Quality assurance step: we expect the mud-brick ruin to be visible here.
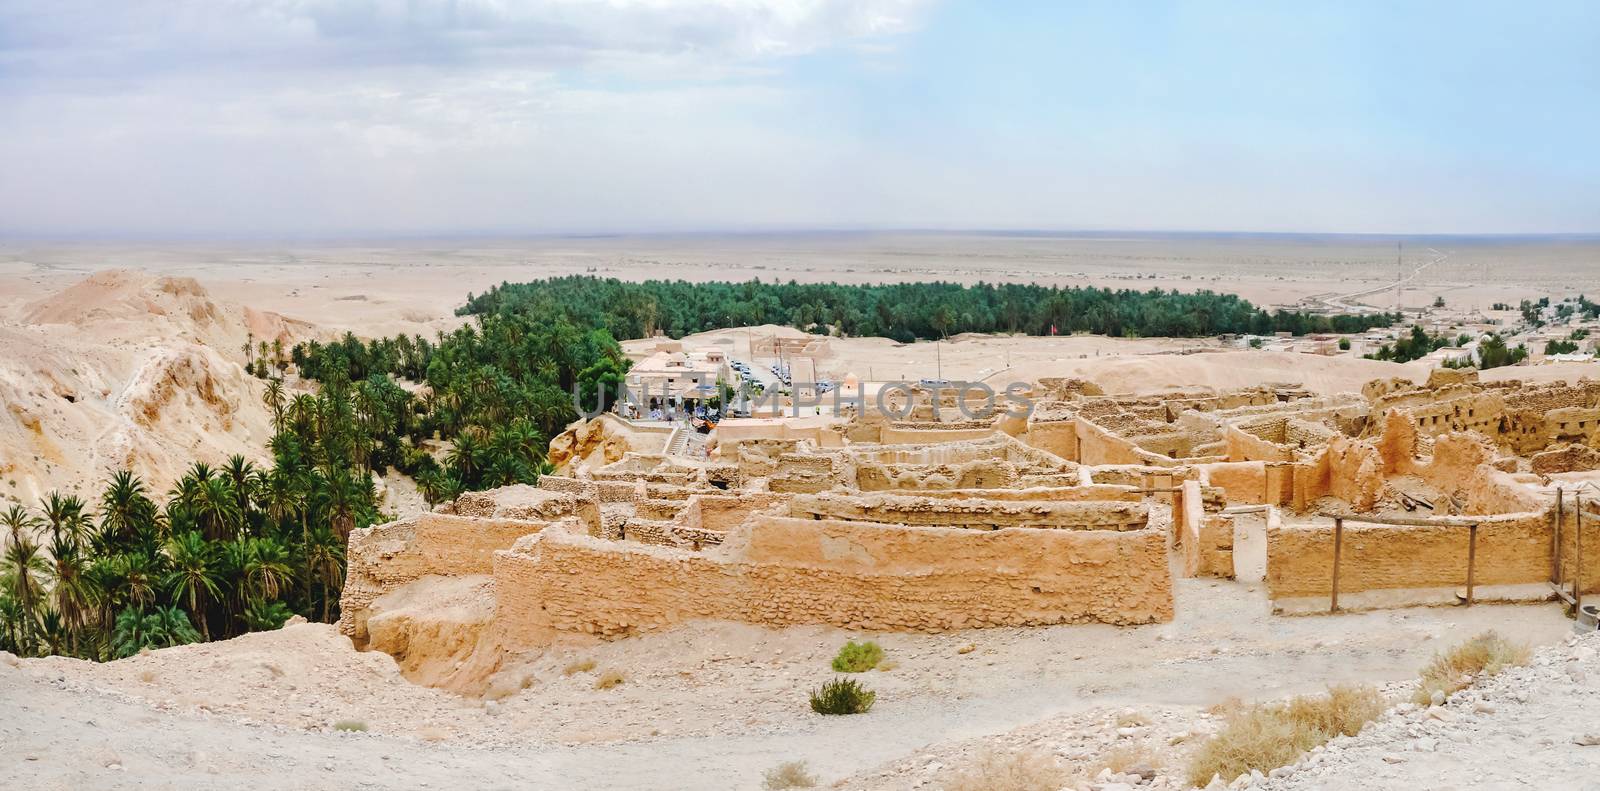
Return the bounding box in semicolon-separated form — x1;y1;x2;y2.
339;370;1600;691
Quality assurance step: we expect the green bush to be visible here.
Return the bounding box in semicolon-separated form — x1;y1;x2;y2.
830;640;883;673
809;677;876;715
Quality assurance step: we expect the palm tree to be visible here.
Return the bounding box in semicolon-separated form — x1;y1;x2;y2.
111;605;200;658
195;477;241;541
41;492;91;546
264;378;287;430
221;455;256;530
163;532;220;640
47;535;94;655
303;526;344;623
242;598;293;632
113;552;159;611
447;431;482;486
242;537;292;602
319;470;363;544
99;470;160;549
1;507;50;654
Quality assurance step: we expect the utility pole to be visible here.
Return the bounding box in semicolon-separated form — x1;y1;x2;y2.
936;337;943;381
1396;240;1404;314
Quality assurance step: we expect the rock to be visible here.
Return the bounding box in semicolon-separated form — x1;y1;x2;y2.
1412;738;1438;752
956;644;976;655
1382;754;1405;764
1574;733;1600;746
1472;702;1495;715
283;614;308;627
1430;690;1446;706
1125;764;1157;781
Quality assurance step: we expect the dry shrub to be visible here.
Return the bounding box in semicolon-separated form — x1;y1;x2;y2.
563;658;596;676
945;749;1069;791
1185;684;1382;787
1099;744;1157;776
876;659;900;672
333;719;368;732
137;668;158;684
1413;630;1532;706
761;760;819;790
594;669;626;690
1114;710;1148;728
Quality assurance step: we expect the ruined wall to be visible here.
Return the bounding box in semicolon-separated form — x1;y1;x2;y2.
340;513;549;642
880;426;998;445
1225;424;1294;463
912;485;1142;503
1202;461;1269;505
686;492;792;532
1532;444;1600;475
1022;419;1079;462
1190;515;1236;578
1075;417;1146;466
1322;435;1385;512
1264;512;1600;599
786;492;1149;531
855;460;1020;491
491;516;1173;646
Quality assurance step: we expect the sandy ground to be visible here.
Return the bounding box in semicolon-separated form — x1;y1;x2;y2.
1;576;1577;790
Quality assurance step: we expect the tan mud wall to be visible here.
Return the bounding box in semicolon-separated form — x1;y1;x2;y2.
1076;418;1144;466
855;460;1019;491
911;485;1142;503
685;492;792;532
492;517;1173;646
1202;461;1269;505
340;513;548;641
880;426;998;445
786;493;1149;531
1023;420;1080;462
1265;512;1600;598
1225;424;1294;463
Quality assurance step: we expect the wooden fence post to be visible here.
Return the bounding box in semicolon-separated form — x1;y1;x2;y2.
1331;516;1344;613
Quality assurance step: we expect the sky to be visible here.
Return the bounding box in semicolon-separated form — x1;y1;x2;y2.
1;0;1597;237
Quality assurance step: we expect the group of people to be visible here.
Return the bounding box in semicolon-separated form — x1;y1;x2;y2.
619;400;720;425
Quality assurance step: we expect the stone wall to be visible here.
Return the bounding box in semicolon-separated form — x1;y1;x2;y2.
491;516;1173;647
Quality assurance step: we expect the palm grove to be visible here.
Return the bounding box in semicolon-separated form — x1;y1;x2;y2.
2;276;1389;660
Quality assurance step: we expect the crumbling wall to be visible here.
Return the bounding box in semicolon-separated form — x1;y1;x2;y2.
1225;423;1294;463
855;460;1020;491
1075;418;1146;466
880;425;997;445
491;516;1173;647
1323;435;1385;512
1531;444;1600;475
786;492;1149;531
340;513;550;643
